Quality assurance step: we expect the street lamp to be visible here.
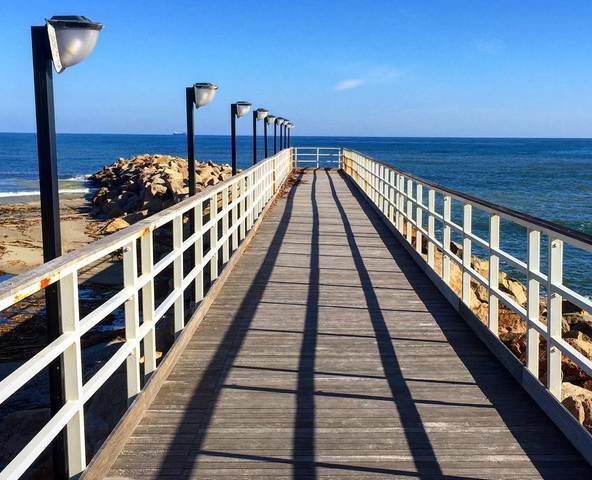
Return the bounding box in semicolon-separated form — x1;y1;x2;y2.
287;123;294;147
231;102;252;175
187;83;218;196
31;15;103;479
274;117;284;154
283;118;290;148
264;115;276;158
252;108;268;165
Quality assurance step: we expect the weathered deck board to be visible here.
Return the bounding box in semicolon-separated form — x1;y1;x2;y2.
105;170;592;479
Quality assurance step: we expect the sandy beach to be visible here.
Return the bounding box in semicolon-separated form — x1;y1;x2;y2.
0;197;105;276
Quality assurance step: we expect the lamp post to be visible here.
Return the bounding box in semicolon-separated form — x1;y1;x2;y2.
264;115;276;158
275;117;284;154
287;123;294;147
31;15;103;479
252;108;268;165
282;119;289;149
186;83;218;196
231;102;252;175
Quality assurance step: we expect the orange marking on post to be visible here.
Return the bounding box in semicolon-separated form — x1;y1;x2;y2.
40;277;51;289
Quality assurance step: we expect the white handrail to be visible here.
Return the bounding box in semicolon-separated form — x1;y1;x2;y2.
0;149;292;479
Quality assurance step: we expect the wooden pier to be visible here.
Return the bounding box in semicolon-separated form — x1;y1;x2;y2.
104;170;592;479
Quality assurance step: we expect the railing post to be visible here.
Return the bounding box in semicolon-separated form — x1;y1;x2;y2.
462;203;472;305
222;187;229;264
406;179;413;243
416;184;423;255
123;240;141;402
526;228;541;377
388;169;395;224
59;271;86;475
547;237;563;399
442;195;451;284
428;189;435;267
172;215;184;336
239;177;246;242
488;214;500;335
210;195;219;281
141;230;157;377
316;147;320;168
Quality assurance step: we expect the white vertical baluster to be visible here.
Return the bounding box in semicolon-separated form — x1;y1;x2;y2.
210;195;219;281
428;189;435;267
416;185;423;254
394;173;400;231
462;203;472;305
172;215;184;336
222;187;229;263
231;182;238;253
239;177;246;242
526;228;541;377
488;214;500;335
406;179;413;243
60;271;86;475
442;195;451;284
547;237;563;399
194;202;204;303
123;240;141;401
141;230;157;376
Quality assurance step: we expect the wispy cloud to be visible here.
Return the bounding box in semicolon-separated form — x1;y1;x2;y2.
334;67;408;91
335;79;365;91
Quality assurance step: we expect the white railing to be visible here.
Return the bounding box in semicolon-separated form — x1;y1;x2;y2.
343;149;592;402
293;147;342;168
0;149;292;479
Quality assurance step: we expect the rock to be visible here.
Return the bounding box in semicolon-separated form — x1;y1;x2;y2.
101;217;130;234
564;313;592;338
499;276;527;306
561;382;592;433
0;408;50;464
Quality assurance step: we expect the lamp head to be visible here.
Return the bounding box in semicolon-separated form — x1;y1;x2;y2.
235;101;252;118
255;108;268;121
283;119;289;126
46;16;103;74
288;123;294;129
193;83;218;108
265;115;277;125
276;117;285;125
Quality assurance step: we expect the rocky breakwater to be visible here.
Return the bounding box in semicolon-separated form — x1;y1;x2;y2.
405;225;592;434
89;154;234;233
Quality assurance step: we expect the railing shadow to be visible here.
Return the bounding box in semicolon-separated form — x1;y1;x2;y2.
324;170;446;479
337;170;592;479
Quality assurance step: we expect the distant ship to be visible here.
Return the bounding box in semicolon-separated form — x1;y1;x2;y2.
173;132;187;135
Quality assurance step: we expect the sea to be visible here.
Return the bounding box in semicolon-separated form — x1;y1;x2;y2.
0;133;591;297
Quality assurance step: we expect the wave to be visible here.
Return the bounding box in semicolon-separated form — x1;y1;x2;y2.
62;175;90;182
0;188;92;198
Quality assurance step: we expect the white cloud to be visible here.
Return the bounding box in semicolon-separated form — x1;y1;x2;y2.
335;67;409;91
335;79;365;91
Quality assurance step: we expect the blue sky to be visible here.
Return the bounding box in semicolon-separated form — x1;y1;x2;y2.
1;1;592;137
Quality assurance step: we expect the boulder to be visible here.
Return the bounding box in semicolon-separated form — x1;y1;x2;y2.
101;217;130;234
0;408;50;464
561;382;592;433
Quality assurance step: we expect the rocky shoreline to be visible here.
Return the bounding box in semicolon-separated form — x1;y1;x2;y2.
88;154;235;233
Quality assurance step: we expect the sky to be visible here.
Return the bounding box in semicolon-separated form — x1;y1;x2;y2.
1;1;592;138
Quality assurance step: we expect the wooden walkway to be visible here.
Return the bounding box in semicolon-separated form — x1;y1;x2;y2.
106;170;592;479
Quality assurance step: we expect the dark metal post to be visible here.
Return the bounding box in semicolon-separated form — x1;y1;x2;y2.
288;128;291;148
31;25;67;480
186;88;196;196
231;104;237;175
279;124;283;151
252;110;257;165
283;125;287;149
274;122;277;154
264;121;268;158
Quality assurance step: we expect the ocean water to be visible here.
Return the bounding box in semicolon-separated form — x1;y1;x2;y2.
0;133;591;296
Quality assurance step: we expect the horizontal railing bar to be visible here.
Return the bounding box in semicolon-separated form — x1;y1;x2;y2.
0;399;79;480
552;283;592;316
